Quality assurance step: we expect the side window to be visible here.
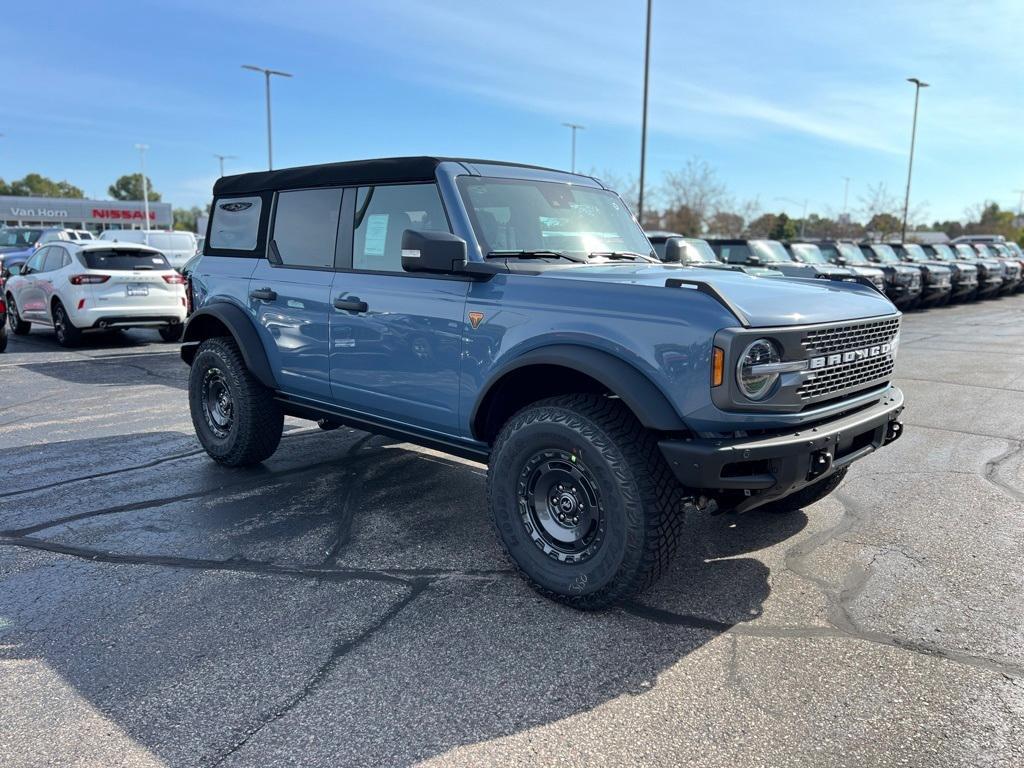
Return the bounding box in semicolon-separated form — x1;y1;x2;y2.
353;184;449;272
721;244;750;264
43;247;66;272
25;249;48;273
210;195;263;252
271;188;342;269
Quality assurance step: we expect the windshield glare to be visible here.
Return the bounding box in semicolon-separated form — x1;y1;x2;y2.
789;243;827;264
750;239;795;262
973;244;994;258
834;243;869;264
870;244;900;263
901;244;928;261
930;244;955;261
457;177;653;259
0;228;42;247
683;238;717;263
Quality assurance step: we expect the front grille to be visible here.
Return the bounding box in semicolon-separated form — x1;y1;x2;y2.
910;273;922;289
797;316;900;401
797;357;895;400
800;316;901;356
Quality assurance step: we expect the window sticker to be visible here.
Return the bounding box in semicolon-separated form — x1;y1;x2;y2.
364;213;389;257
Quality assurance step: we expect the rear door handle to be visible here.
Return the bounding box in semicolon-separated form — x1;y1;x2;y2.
250;288;277;301
334;297;368;313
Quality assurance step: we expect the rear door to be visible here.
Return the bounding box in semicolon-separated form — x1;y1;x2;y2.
248;187;342;399
18;248;51;321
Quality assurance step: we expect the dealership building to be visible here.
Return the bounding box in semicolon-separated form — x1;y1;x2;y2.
0;195;172;231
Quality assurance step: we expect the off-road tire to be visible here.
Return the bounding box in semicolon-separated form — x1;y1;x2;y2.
488;393;687;610
189;336;283;466
0;325;7;353
6;295;31;335
159;324;184;342
757;466;849;514
53;301;82;347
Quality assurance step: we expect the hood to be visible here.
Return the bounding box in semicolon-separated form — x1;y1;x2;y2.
537;263;897;327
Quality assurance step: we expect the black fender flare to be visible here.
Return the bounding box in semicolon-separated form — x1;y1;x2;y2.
180;303;278;390
471;344;687;439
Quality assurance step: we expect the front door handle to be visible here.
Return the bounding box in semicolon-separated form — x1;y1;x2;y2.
334;297;368;313
250;288;277;301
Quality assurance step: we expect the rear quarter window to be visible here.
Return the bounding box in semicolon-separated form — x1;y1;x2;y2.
210;196;263;252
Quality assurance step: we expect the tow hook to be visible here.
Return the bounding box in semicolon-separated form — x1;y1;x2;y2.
885;420;904;445
808;449;833;480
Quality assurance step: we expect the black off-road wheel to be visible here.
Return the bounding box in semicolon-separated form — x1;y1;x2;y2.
189;336;283;466
488;394;687;610
6;295;31;335
159;324;184;342
52;301;82;347
757;467;849;514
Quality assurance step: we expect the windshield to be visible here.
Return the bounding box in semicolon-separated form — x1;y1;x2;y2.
869;244;900;263
0;228;42;248
992;244;1012;257
833;242;869;264
682;238;717;263
750;239;795;263
973;244;994;258
929;244;955;261
901;243;928;262
954;244;975;260
457;177;653;260
788;243;828;264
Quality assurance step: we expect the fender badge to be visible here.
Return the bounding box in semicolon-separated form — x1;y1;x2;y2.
468;311;485;329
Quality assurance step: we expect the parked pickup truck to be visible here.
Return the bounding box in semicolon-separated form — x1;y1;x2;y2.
646;232;784;277
182;157;905;609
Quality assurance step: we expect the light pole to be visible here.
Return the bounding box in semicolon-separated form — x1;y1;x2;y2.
901;77;929;242
134;143;150;237
213;154;237;177
242;65;293;170
841;176;851;237
561;123;585;173
777;196;809;238
637;0;652;224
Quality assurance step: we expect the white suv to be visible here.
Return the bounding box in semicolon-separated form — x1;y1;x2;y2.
5;241;187;346
98;230;197;269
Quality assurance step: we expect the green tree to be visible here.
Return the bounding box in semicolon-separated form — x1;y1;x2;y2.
108;174;162;202
768;212;798;241
173;206;204;232
0;173;85;198
745;213;779;238
866;213;902;239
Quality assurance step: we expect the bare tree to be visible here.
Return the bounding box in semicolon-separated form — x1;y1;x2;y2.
662;158;728;234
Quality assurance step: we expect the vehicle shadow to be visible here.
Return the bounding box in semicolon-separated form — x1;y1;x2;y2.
0;427;809;765
2;328;168;352
13;348;186;391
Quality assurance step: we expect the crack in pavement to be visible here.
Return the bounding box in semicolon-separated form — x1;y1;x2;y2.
205;579;430;768
983;440;1024;502
0;425;333;504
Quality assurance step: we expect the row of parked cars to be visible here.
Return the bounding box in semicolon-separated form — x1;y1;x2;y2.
646;232;1024;310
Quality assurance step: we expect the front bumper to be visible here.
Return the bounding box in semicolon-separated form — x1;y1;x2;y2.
659;387;904;512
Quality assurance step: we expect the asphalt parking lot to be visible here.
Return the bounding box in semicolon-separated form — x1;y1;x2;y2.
1;300;1022;768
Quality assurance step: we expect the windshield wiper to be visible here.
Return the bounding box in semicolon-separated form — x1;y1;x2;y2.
587;251;657;262
486;249;587;263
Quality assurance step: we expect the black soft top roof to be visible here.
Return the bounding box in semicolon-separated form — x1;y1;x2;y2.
212;156;565;196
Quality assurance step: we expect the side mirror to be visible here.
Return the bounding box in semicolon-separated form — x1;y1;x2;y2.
9;264;22;276
401;229;467;274
663;238;685;263
747;254;761;265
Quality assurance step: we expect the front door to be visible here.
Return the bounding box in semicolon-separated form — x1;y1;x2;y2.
248;187;343;400
328;184;468;435
16;248;50;321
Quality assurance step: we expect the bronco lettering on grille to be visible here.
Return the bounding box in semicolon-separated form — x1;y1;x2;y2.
808;339;897;370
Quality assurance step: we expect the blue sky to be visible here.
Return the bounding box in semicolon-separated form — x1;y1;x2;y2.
2;0;1021;222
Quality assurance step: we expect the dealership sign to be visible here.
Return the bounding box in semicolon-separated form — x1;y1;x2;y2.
0;195;172;226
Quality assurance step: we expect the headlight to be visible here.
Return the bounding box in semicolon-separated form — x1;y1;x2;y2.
736;338;781;400
896;271;912;285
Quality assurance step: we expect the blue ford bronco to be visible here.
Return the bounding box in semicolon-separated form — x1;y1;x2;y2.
182;157;905;609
